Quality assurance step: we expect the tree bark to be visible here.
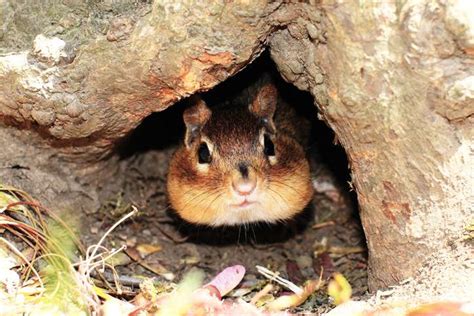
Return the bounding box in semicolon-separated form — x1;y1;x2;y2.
1;0;472;297
0;0;275;158
270;0;473;294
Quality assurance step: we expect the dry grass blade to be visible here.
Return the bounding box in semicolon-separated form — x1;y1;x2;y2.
82;206;138;279
0;184;93;313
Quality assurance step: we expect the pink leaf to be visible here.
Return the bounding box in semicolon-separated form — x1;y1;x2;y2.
204;265;246;297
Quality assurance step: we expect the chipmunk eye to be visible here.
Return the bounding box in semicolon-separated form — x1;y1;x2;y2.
263;133;275;157
198;142;212;164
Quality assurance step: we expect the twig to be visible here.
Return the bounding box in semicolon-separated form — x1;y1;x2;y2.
312;220;336;229
256;265;303;295
250;283;273;305
90;270;145;287
328;246;366;255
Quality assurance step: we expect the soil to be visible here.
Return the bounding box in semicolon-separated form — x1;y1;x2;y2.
80;148;367;312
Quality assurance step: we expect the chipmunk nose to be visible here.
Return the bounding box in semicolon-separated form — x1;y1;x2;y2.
232;163;257;196
232;178;256;196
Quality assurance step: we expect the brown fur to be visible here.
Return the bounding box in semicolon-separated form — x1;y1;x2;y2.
167;85;313;226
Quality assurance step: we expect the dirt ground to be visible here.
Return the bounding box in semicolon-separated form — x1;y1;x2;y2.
78;59;369;312
80;150;367;312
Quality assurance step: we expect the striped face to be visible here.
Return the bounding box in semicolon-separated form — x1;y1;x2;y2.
167;86;313;226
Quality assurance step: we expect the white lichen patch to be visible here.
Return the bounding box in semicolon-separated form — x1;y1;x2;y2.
32;34;67;65
0;52;29;75
0;43;63;101
447;76;474;102
445;0;474;50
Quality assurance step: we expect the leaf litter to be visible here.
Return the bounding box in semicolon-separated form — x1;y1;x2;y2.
1;184;472;315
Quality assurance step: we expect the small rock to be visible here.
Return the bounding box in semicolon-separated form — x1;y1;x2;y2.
445;0;474;52
90;225;99;234
106;252;131;266
447;76;474;102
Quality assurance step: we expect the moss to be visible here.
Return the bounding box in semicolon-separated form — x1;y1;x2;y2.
0;0;152;54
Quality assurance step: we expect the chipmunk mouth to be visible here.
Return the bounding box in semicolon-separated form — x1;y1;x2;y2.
237;200;254;207
230;199;258;209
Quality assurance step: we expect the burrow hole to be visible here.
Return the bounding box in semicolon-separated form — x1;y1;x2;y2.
87;53;368;302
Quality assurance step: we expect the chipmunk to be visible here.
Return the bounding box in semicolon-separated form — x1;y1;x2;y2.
167;84;313;226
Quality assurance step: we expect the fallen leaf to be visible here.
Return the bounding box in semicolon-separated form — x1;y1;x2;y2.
229;287;253;297
105;252;131;266
286;260;304;284
146;261;175;281
313;252;335;280
254;294;275;307
312;221;336;229
265;279;322;311
136;244;162;257
328;273;351;305
204;265;246;297
124;247;141;262
180;256;200;265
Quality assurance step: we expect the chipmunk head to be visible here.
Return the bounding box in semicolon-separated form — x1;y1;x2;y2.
167;85;313;226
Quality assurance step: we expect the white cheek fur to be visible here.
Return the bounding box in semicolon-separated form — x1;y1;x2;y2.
196;163;209;173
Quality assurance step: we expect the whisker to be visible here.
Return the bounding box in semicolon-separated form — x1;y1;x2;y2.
266;189;284;219
269;178;302;196
250;223;257;243
244;222;249;242
237;225;242;244
199;190;223;224
268;187;291;213
180;187;221;211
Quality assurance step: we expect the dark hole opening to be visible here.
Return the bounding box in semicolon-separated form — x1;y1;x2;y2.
116;52;360;237
109;52;367;297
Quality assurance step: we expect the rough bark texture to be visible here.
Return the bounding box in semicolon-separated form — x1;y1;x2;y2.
0;0;472;297
0;0;277;157
269;0;473;295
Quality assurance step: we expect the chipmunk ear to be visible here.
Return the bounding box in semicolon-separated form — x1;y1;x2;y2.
183;95;211;148
250;84;277;134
